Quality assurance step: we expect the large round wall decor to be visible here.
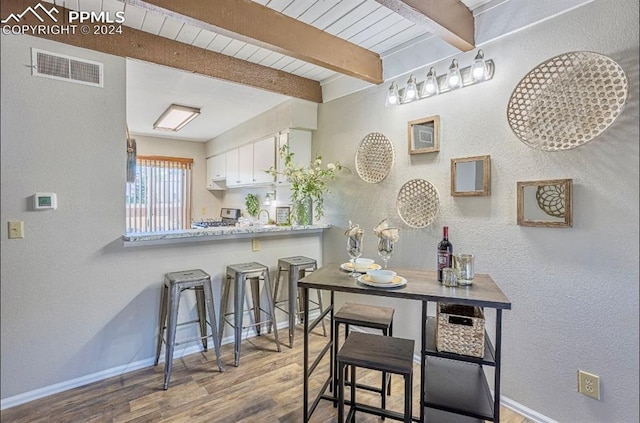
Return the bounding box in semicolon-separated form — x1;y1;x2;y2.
355;132;395;183
396;179;440;228
507;51;628;151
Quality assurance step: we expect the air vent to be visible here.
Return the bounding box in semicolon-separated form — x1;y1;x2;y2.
31;48;103;87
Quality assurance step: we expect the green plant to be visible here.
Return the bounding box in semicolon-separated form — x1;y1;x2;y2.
266;145;347;223
245;193;259;218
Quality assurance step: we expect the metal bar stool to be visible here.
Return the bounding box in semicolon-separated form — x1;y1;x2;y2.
337;332;414;423
154;269;224;390
333;303;395;407
219;262;281;366
273;256;326;348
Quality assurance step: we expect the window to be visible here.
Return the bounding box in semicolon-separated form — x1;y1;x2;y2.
126;156;193;233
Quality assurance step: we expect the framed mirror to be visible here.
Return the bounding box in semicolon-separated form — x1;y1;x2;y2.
451;155;491;197
517;179;573;227
408;115;439;154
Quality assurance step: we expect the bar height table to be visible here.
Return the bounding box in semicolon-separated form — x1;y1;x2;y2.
299;264;511;423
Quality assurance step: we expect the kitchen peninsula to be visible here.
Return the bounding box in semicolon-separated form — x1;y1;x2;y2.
123;224;330;247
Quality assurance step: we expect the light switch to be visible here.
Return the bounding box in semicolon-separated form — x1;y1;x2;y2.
8;221;24;239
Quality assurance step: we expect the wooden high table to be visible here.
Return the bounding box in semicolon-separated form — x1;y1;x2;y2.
299;264;511;423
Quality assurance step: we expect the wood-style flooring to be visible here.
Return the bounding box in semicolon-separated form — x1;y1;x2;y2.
1;327;533;422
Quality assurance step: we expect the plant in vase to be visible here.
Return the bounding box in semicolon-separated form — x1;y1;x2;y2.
267;145;347;225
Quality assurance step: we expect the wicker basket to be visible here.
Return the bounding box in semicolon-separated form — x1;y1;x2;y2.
436;303;485;358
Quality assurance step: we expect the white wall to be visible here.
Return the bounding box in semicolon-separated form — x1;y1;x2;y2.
0;34;323;408
315;1;639;422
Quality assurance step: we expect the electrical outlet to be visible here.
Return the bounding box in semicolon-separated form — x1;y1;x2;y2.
251;238;260;252
578;370;600;400
8;221;24;239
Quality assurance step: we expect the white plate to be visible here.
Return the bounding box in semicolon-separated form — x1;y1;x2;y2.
357;274;407;288
340;262;381;272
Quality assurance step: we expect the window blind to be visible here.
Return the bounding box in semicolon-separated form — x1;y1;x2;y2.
125;156;193;233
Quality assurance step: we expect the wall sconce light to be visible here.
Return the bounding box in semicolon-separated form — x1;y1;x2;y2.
446;59;463;90
385;82;400;107
421;67;439;98
402;75;419;103
386;49;495;106
471;49;489;81
264;191;276;206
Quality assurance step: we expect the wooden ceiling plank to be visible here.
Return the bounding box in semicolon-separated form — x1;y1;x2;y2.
374;0;475;51
131;0;383;84
2;0;322;103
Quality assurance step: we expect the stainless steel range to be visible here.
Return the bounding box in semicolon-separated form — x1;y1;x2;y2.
192;208;241;228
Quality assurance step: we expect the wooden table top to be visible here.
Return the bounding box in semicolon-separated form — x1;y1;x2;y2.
299;263;511;310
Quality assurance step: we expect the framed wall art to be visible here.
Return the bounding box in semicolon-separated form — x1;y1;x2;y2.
517;179;573;228
408;115;440;154
275;206;291;225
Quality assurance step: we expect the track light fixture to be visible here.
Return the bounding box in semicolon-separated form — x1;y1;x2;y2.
385;49;495;106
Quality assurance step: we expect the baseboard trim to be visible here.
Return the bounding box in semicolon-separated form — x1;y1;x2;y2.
0;322;286;411
2;321;556;423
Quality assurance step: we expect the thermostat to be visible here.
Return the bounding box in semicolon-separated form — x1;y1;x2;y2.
33;193;57;210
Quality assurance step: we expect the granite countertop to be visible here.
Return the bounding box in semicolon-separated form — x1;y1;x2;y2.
122;224;330;247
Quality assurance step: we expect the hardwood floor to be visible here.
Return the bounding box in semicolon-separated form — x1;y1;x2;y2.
2;327;533;422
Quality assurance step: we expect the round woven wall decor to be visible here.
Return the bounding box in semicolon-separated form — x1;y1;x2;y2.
507;51;628;151
355;132;395;183
536;184;566;218
396;179;440;228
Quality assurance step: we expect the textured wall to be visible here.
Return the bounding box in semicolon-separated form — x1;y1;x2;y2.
0;34;323;405
314;1;639;422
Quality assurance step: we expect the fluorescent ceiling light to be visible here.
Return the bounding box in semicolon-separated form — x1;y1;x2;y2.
153;104;201;131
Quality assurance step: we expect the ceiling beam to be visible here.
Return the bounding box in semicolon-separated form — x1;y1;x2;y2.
375;0;475;51
1;0;323;103
131;0;383;85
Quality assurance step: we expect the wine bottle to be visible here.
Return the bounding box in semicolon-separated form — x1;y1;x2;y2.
437;226;453;282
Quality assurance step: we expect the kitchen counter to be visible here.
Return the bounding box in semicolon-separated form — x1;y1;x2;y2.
122;224;330;247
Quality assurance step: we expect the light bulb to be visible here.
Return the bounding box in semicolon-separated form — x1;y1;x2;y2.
421;67;439;97
471;49;488;81
446;59;462;90
385;82;400;106
402;75;418;103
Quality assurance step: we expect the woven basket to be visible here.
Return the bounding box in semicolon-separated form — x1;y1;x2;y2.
436;304;485;358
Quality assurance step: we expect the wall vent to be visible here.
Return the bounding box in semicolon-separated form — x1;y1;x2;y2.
31;48;103;88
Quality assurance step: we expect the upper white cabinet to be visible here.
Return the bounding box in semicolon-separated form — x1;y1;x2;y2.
253;136;276;184
276;129;312;185
226;136;276;188
209;154;226;180
206;154;227;190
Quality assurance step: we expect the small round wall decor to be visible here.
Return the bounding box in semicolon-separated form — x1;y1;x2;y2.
507;51;628;151
396;179;440;228
355;132;395;183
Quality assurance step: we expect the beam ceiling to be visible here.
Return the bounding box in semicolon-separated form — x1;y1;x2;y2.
1;0;322;103
131;0;384;85
375;0;475;51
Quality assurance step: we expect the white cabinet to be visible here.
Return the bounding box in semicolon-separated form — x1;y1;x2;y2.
253;136;276;184
225;148;241;187
206;154;227;190
276;129;312;185
208;154;226;180
226;136;276;188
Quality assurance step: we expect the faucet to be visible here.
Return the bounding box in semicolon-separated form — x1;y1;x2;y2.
258;209;271;224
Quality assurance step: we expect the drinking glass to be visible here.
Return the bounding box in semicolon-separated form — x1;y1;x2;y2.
377;238;394;269
346;235;363;277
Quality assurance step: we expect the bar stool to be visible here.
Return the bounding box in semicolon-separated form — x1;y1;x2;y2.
154;269;223;390
333;303;395;404
219;262;281;366
337;332;414;423
273;256;326;347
